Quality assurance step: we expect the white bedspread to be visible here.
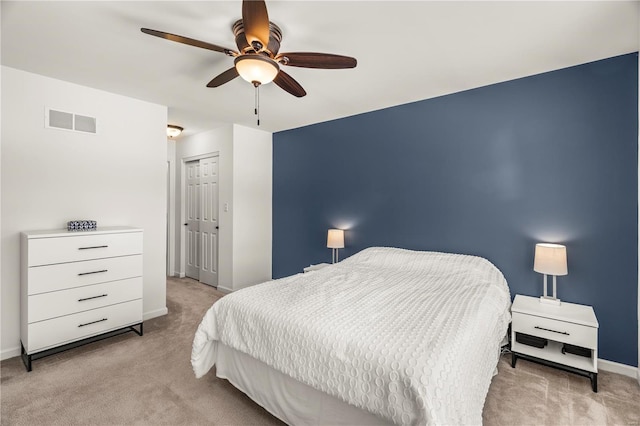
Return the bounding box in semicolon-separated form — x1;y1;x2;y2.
192;247;511;425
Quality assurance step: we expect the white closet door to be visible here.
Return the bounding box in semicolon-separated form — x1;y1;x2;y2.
185;160;201;280
199;156;219;287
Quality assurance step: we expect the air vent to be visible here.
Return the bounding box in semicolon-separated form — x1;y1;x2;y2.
48;109;73;130
74;114;97;133
45;108;97;134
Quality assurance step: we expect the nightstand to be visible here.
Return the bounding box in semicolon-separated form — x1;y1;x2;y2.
511;294;599;392
303;263;330;273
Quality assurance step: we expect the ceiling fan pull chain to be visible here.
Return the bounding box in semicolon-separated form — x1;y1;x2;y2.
254;83;260;126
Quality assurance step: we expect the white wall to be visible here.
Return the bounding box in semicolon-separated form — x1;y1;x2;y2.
232;124;272;289
1;67;168;359
172;124;272;292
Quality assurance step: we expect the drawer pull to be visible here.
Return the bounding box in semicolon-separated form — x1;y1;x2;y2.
78;318;108;327
78;269;108;276
78;245;108;250
534;326;569;336
78;294;108;302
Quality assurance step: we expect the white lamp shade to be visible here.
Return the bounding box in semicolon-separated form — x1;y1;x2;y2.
234;55;279;85
327;229;344;249
534;243;568;276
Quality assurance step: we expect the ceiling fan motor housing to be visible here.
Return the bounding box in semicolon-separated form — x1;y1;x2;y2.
232;19;282;56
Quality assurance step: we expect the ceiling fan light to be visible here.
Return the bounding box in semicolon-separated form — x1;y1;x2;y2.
234;55;279;85
167;125;183;138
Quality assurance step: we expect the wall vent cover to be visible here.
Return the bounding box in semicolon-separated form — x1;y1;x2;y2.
46;108;97;134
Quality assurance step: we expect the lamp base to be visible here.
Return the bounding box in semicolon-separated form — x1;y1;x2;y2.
540;296;561;306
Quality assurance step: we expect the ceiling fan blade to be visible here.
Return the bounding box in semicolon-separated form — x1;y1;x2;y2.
206;67;240;87
277;52;357;69
273;71;306;98
141;28;236;56
242;0;270;51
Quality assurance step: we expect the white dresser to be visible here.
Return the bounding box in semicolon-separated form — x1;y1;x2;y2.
21;226;143;371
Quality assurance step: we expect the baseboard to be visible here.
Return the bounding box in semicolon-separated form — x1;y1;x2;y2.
217;285;233;294
1;346;21;361
598;358;638;378
143;307;169;321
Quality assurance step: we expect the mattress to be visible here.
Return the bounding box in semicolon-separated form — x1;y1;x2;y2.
192;247;511;425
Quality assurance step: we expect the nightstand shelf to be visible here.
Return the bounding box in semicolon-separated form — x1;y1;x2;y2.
510;294;599;392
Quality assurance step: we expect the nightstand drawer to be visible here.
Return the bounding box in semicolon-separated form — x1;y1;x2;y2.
512;312;597;348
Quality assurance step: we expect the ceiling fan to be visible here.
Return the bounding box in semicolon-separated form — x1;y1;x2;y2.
141;0;357;111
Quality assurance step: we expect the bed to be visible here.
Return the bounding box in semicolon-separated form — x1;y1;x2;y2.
191;247;511;425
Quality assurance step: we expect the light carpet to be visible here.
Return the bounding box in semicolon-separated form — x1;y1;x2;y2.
1;277;638;425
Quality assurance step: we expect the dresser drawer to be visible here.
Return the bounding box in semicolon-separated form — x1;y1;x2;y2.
512;312;597;348
27;232;142;266
27;299;142;353
27;255;142;295
28;277;142;323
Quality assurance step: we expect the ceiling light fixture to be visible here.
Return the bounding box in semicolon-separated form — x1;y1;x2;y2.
167;125;183;138
234;55;279;126
234;55;279;86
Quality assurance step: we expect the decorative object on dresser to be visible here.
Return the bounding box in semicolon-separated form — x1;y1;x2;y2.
67;220;97;231
510;294;599;392
20;226;144;371
326;229;344;264
534;243;568;305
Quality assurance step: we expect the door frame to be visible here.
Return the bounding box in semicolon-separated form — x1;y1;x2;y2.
179;151;220;278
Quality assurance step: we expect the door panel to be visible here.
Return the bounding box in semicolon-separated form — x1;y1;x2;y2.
199;157;219;287
184;156;219;287
185;160;200;279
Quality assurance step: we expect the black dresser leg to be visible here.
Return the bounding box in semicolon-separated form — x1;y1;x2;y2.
20;343;32;372
590;372;598;393
511;352;518;368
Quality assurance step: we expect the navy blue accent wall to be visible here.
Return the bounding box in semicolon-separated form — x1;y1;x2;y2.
273;54;638;366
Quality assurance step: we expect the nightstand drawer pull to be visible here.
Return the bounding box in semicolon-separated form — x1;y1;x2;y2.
78;245;109;250
535;326;569;336
78;294;108;302
78;318;107;327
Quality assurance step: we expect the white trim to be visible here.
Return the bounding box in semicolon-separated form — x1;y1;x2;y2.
143;307;168;321
1;346;21;361
179;151;220;280
598;358;638;379
217;285;233;294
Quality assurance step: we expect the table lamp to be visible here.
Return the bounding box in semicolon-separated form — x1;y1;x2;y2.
534;243;568;305
327;229;344;264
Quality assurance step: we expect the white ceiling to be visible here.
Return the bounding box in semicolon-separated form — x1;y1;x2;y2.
2;1;638;136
